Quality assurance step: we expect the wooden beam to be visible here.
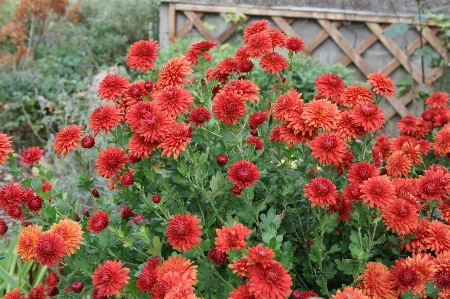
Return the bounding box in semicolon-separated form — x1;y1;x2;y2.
176;12;204;39
380;35;427;74
319;19;373;75
384;93;412;119
339;32;378;66
168;3;176;44
217;22;236;44
420;26;447;58
183;11;221;46
305;21;342;56
173;4;441;25
366;22;423;84
271;16;298;37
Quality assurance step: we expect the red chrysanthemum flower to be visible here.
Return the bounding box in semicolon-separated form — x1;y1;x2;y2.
157;255;198;285
237;58;254;73
155;86;193;117
373;133;391;159
417;168;450;203
402;218;430;253
367;72;396;98
343;182;363;202
91;288;107;299
245;31;273;58
357;262;396;299
2;289;25;299
228;283;254;299
222;79;260;103
27;284;47;299
426;91;449;109
260;52;288;74
34;232;67;267
246;136;264;151
304;177;337;208
208;247;229;265
212;90;247;125
309;132;347;165
292;290;319;299
243;19;270;42
401;141;422;166
185;40;216;65
53;125;83;156
337;109;365;140
126;40;160;73
136;109;174;143
50;218;83;256
314;73;345;103
98;74;131;101
327;194;353;221
331;286;368;299
125;101;157;131
347;162;380;184
229;257;252;277
390;259;422;294
127;133;159;159
20;147;43;165
382;198;418;235
247;260;292;299
88;105;120;136
302;99;341;130
350;103;385;132
341;85;375;108
227;160;261;189
0;182;21;210
92;259;130;297
0;133;14;165
386;151;412;178
360;175;395;208
267;28;287;48
248;110;269;129
156;56;192;90
95;146;128;178
426;220;450;253
159;123;192;159
120;206;136;220
137;257;160;292
188;106;212;127
25;195;44;213
432;252;450;291
16;225;43;262
398;115;430;140
434;125;450;157
286;36;305;53
273;88;302;122
45;272;59;287
87;210;109;233
247;244;275;264
215;222;252;252
166;212;202;252
278;124;317;146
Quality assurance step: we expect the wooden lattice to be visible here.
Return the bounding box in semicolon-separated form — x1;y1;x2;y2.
166;3;447;121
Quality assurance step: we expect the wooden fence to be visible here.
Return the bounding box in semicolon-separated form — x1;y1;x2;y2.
163;3;447;124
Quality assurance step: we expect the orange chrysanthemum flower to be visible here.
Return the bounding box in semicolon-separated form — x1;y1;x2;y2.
273;88;302;122
155;86;193;117
151;271;193;299
188;106;212;127
304;177;338;208
247;260;292;299
164;285;199;299
286;36;305;53
426;91;449;109
227;160;261;189
302;99;341;130
243;19;270;42
386;151;412;178
157;255;198;285
245;31;272;58
229;257;251;277
247;244;275;264
95;146;128;178
88;105;120;136
229;283;253;299
126;40;160;73
87;210;109;233
0;133;14;165
382;198;418;235
212;91;247;124
341;85;375;108
434;125;450;157
310;132;347;165
347;162;380;184
50;218;83;256
331;286;368;299
286;102;318;138
2;289;25;299
16;225;43;262
439;199;450;224
432;252;450;292
337;110;365;140
314;73;345;104
260;52;288;74
367;72;396;98
34;232;67;267
215;222;252;252
358;262;396;299
406;253;437;295
98;74;131;101
53;124;84;156
360;175;395;208
128;133;159;159
166;212;202;252
350;103;385;132
402;218;430;253
185;40;216;65
20;147;43;165
222;79;260;103
92;259;130;297
401;141;422;166
426;220;450;253
156;56;192;90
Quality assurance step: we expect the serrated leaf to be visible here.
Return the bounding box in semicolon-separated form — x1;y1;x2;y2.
147;236;162;256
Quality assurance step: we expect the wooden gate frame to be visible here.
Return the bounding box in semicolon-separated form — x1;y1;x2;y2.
167;3;447;120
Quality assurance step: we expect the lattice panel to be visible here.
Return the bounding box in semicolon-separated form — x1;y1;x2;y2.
166;3;447;121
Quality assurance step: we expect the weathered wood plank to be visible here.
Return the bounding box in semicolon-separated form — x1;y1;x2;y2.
217;22;237;44
168;3;177;44
305;21;341;56
421;26;447;58
183;11;221;46
176;12;204;39
380;35;427;74
272;16;298;37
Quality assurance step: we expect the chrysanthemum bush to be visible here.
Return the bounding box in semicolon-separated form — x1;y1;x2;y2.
2;19;450;298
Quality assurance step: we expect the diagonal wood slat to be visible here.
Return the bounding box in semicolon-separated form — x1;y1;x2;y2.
183;11;221;46
305;21;342;56
176;12;204;38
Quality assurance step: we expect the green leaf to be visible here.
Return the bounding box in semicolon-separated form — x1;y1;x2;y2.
122;237;135;248
401;290;421;299
425;281;439;298
0;266;16;288
147;236;162;256
383;23;409;38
